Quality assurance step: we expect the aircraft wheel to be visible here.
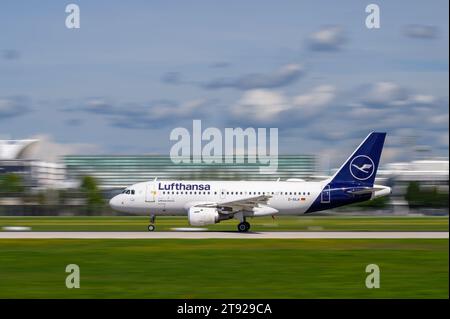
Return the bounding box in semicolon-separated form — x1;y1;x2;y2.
237;222;249;232
148;225;155;232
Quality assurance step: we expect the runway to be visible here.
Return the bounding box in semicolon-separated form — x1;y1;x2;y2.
0;231;448;239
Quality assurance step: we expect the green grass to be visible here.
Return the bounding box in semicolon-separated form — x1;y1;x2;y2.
0;215;448;232
0;239;447;298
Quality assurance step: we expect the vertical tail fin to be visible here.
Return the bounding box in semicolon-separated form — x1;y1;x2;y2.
330;132;386;186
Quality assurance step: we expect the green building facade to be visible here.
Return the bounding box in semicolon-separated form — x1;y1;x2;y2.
64;155;317;189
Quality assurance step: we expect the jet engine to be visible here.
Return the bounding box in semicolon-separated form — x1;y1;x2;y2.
188;207;220;226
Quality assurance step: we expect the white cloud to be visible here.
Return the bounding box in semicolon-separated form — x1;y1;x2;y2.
364;82;409;106
204;64;305;90
149;99;208;119
308;26;346;51
428;114;449;126
409;94;436;104
404;25;438;39
292;85;335;116
232;89;289;121
232;85;336;122
348;106;387;120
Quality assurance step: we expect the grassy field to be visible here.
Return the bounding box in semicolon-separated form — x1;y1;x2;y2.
0;215;448;232
0;239;447;298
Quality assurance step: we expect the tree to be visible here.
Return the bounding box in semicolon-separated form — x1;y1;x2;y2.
80;176;104;214
356;195;389;209
0;173;25;194
405;181;449;209
347;194;389;210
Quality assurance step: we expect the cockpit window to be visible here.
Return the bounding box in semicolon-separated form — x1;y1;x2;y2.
121;189;135;195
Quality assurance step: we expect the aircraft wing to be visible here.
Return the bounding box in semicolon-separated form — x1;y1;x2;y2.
192;195;272;213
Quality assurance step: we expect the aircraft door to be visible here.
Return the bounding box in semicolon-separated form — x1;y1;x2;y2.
321;185;330;203
145;182;157;202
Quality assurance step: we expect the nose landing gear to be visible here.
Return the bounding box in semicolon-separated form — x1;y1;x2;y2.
148;214;156;231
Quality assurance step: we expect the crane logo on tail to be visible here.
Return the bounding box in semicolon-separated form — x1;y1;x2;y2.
350;155;375;181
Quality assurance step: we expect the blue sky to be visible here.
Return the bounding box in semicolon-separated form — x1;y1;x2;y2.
0;0;448;167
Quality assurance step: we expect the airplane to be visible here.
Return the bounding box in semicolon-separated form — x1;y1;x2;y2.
109;132;391;232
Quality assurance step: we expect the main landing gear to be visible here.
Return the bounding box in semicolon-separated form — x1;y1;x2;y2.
237;221;251;232
148;214;156;231
235;212;251;232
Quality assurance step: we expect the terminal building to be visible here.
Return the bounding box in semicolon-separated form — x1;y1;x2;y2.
1;139;318;190
1;138;448;195
0;139;67;189
64;155;318;189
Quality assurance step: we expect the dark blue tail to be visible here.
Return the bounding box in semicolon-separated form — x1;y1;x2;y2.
330;132;386;187
305;132;387;214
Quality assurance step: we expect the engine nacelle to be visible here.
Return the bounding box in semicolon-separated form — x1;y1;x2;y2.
188;207;220;226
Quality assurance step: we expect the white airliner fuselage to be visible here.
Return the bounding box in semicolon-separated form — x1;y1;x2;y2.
111;180;324;216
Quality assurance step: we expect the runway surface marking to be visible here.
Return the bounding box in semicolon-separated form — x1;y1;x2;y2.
0;231;448;239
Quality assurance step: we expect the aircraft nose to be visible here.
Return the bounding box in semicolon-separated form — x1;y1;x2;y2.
109;195;120;210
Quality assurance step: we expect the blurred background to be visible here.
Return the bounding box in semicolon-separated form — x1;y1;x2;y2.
0;138;447;215
1;1;448;216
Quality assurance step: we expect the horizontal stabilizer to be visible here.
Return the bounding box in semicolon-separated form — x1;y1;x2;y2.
347;185;392;199
346;187;384;195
